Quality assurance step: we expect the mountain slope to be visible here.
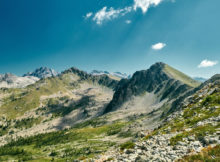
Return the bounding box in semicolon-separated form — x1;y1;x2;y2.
163;64;200;87
96;74;220;161
0;67;121;149
0;72;217;161
0;63;211;161
0;67;118;118
104;62;200;114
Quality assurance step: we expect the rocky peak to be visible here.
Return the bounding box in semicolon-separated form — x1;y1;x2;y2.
23;67;58;79
63;67;89;79
103;62;195;113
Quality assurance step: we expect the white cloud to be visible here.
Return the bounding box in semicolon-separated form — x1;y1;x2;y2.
85;12;93;19
151;42;166;50
125;20;132;24
87;0;167;25
92;6;132;25
198;60;218;68
134;0;163;13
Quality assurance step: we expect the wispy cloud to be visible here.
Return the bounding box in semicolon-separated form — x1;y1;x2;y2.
134;0;163;13
92;7;132;25
198;59;218;68
84;12;93;19
151;42;166;50
85;0;167;25
125;20;132;24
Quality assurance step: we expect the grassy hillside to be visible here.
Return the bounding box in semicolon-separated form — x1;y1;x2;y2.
0;117;134;161
164;64;200;87
0;73;79;119
0;69;118;119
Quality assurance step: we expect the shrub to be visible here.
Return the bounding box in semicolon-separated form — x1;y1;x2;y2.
120;141;135;150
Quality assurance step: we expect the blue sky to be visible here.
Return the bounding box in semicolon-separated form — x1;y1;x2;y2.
0;0;219;78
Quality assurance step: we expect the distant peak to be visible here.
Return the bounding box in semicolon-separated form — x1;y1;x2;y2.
23;67;58;79
91;70;129;79
62;67;89;77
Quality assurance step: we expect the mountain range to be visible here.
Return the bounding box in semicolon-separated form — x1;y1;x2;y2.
0;73;39;88
23;67;58;79
0;67;58;88
91;70;130;80
0;62;219;161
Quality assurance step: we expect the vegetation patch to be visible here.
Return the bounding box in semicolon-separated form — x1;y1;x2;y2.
0;120;127;160
120;141;135;150
14;117;42;129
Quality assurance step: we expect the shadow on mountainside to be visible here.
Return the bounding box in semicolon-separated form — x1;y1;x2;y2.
53;95;107;130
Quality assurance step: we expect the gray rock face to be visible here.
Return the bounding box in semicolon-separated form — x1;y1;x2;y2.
23;67;58;79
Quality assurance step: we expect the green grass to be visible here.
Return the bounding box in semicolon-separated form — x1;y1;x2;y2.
164;64;200;87
120;141;135;150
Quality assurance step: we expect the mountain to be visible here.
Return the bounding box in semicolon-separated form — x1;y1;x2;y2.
1;62;219;162
99;74;220;161
91;70;129;80
0;67;58;89
0;67;119;141
104;62;200;114
193;77;207;82
0;73;39;88
64;67;119;89
23;67;58;79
